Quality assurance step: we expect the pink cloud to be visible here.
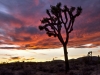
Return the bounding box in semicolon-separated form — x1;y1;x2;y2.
34;0;39;6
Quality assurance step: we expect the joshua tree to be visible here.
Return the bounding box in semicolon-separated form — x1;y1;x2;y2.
88;51;92;61
88;51;92;57
39;2;82;72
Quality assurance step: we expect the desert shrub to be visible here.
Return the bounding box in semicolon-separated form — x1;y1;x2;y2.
82;71;91;75
70;64;79;70
68;70;78;75
80;66;95;75
83;66;94;71
42;67;49;72
82;57;90;65
58;67;65;72
0;71;14;75
22;68;32;75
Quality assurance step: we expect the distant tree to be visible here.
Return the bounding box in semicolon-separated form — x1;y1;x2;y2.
39;2;82;72
88;51;92;61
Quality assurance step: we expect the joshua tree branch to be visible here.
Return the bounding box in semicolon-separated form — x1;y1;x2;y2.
57;31;64;44
64;11;68;24
59;12;64;24
65;32;69;44
67;19;72;30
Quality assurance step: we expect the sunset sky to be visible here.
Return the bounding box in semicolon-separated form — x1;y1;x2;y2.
0;0;100;63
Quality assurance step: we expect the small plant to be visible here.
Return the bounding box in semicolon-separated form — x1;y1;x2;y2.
98;55;100;64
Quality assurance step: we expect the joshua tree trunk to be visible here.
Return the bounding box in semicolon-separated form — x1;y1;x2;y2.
63;44;69;72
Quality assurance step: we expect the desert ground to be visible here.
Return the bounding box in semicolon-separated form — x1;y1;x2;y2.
0;56;100;75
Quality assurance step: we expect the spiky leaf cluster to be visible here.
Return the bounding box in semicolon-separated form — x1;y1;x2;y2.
39;2;82;40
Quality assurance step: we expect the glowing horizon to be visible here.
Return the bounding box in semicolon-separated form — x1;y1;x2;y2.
0;46;100;63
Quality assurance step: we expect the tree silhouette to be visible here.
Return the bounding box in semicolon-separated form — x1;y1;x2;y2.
39;2;82;72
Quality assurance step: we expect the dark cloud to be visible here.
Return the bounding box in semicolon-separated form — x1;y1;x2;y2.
24;26;41;34
25;58;35;60
8;56;21;61
8;56;35;62
15;26;43;34
11;36;32;42
0;47;20;49
0;11;24;27
10;26;44;42
10;57;20;60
